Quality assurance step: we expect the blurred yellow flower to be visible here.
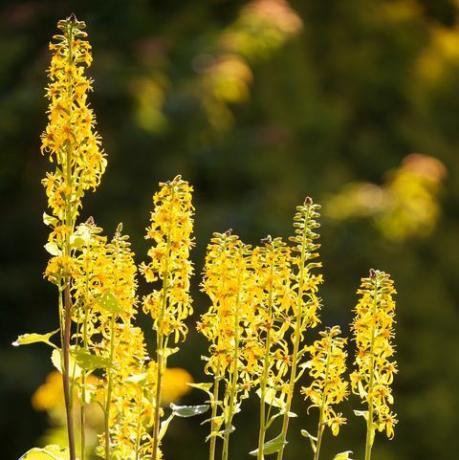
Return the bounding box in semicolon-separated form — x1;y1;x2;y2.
161;368;193;404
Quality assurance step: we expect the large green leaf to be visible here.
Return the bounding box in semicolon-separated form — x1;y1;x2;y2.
249;433;287;456
19;444;68;460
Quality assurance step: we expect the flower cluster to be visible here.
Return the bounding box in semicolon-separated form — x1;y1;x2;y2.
141;176;194;342
350;269;398;440
41;16;106;259
252;236;292;402
302;326;349;439
198;231;258;434
289;197;323;330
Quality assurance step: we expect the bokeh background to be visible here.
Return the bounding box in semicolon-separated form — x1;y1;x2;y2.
1;0;458;458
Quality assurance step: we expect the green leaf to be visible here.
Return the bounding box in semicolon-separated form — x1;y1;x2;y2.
44;242;61;256
170;403;210;418
353;409;369;421
125;373;148;384
249;433;287;456
72;349;111;370
19;444;69;460
256;387;286;409
96;291;123;314
12;329;59;348
301;429;317;453
42;213;58;228
333;451;354;460
51;349;82;379
188;382;214;397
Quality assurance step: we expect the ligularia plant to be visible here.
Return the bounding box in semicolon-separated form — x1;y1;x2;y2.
14;15;398;460
351;269;398;460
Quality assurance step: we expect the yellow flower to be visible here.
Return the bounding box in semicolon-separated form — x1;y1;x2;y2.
161;368;193;404
41;16;106;235
141;176;194;342
350;269;398;440
301;326;349;438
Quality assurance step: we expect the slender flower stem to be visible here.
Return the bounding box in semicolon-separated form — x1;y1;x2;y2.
221;268;243;460
313;339;332;460
60;19;77;460
104;314;116;460
258;258;275;460
364;281;379;460
152;187;175;460
277;209;311;460
209;378;221;460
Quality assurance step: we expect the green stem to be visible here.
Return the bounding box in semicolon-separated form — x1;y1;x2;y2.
277;208;311;460
221;266;243;460
80;259;90;460
313;339;332;460
60;19;77;460
152;185;175;460
104;315;116;460
209;378;221;460
364;281;379;460
258;256;275;460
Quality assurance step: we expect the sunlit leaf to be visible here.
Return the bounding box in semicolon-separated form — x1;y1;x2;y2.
72;348;111;370
249;433;287;456
170;403;209;418
12;329;59;348
301;429;317;453
42;213;58;227
19;444;68;459
333;451;354;460
96;291;123;314
44;242;61;256
188;382;214;397
51;348;82;378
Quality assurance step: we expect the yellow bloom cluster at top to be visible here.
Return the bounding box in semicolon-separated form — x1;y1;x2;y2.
141;176;195;343
41;16;106;230
351;269;398;441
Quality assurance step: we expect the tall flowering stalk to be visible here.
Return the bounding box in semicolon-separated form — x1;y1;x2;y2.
41;15;106;459
141;176;194;460
350;269;398;460
197;231;258;460
71;222;140;459
276;198;323;460
251;237;292;460
301;326;348;460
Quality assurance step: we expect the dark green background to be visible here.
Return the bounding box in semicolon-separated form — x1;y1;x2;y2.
1;1;458;459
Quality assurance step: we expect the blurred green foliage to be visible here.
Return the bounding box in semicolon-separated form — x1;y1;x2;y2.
1;1;458;459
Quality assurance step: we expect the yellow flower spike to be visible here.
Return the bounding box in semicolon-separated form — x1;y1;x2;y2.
350;269;398;460
301;326;349;460
42;15;106;232
140;176;195;460
40;15;107;460
99;325;154;460
277;197;323;460
251;236;292;460
198;230;257;460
